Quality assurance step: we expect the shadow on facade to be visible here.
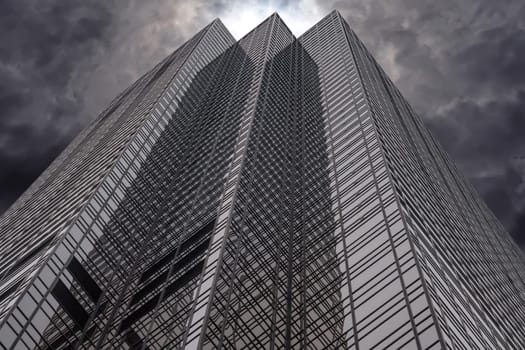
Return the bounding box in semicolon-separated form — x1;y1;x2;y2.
39;41;256;349
203;39;345;348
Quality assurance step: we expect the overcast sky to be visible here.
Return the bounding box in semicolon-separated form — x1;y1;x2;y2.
1;0;524;248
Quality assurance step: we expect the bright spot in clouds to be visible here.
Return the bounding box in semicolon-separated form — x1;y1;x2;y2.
219;0;323;39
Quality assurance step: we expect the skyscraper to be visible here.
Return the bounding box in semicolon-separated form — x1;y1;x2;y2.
0;9;524;349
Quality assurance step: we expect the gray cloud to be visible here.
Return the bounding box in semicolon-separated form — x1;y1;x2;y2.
0;0;113;209
0;0;524;248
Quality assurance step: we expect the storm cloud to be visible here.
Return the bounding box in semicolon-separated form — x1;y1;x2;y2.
0;0;524;248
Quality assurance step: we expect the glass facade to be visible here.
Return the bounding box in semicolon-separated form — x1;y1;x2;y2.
1;10;524;350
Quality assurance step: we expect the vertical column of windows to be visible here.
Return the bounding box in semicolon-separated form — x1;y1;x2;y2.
340;12;525;350
184;15;296;349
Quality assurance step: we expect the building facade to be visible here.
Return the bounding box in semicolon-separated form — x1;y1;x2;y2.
1;10;524;350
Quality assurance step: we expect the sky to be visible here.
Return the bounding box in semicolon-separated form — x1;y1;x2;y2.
0;0;524;248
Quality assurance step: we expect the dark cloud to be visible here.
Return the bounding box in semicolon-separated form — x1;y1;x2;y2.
0;0;114;214
0;0;524;249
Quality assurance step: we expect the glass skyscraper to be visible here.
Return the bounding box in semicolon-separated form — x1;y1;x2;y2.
1;10;524;350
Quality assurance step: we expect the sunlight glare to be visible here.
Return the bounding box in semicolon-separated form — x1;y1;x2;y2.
219;0;323;39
